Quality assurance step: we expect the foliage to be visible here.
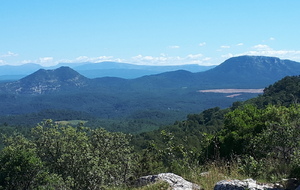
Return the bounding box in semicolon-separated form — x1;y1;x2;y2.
237;156;265;179
0;134;70;190
249;75;300;107
0;146;42;189
132;107;227;176
2;74;300;188
210;104;300;180
251;105;300;163
212;104;265;158
0;120;134;189
181;160;246;190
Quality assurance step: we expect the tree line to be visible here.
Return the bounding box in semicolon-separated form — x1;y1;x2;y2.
1;75;300;189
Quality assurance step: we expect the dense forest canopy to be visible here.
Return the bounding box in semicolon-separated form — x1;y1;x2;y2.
1;75;300;189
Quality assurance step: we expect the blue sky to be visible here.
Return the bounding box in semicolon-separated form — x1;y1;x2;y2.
1;0;300;66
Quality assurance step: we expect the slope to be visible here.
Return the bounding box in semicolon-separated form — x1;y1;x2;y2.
0;55;299;125
199;55;300;88
0;67;90;95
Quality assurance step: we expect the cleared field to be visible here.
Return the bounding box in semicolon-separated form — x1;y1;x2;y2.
198;89;264;93
56;120;87;125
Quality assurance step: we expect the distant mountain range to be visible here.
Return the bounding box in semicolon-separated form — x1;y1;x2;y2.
0;55;299;125
201;55;300;88
0;61;215;80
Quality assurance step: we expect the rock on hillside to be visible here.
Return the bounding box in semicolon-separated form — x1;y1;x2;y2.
136;173;201;190
214;178;283;190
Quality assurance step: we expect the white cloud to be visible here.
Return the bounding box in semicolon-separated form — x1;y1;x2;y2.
221;53;234;59
269;37;275;41
18;55;123;67
74;55;116;63
18;57;55;66
244;49;300;60
231;45;300;62
3;53;217;67
253;44;271;51
217;45;231;52
199;42;206;47
131;55;168;64
220;45;230;49
21;60;33;64
131;54;214;66
39;57;53;63
75;56;89;62
168;45;180;49
187;54;203;59
236;43;244;46
0;51;18;58
203;57;211;61
37;57;54;66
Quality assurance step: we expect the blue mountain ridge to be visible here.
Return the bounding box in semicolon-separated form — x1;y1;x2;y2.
0;55;299;121
0;61;215;80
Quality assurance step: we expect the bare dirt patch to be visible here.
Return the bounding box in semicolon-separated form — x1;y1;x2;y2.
226;94;242;98
198;89;264;93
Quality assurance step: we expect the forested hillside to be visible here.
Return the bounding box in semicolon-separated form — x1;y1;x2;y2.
0;55;298;133
1;75;300;189
131;75;300;180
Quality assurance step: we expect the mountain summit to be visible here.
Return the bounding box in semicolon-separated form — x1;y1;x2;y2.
21;66;88;83
201;55;300;88
131;55;300;89
212;56;300;74
0;67;89;95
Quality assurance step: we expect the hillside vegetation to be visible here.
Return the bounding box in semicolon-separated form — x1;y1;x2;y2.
0;55;298;133
1;74;300;189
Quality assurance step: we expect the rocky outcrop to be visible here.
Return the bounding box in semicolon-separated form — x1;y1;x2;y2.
214;178;283;190
136;172;201;190
136;173;300;190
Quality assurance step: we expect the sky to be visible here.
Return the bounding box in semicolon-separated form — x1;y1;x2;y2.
1;0;300;67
